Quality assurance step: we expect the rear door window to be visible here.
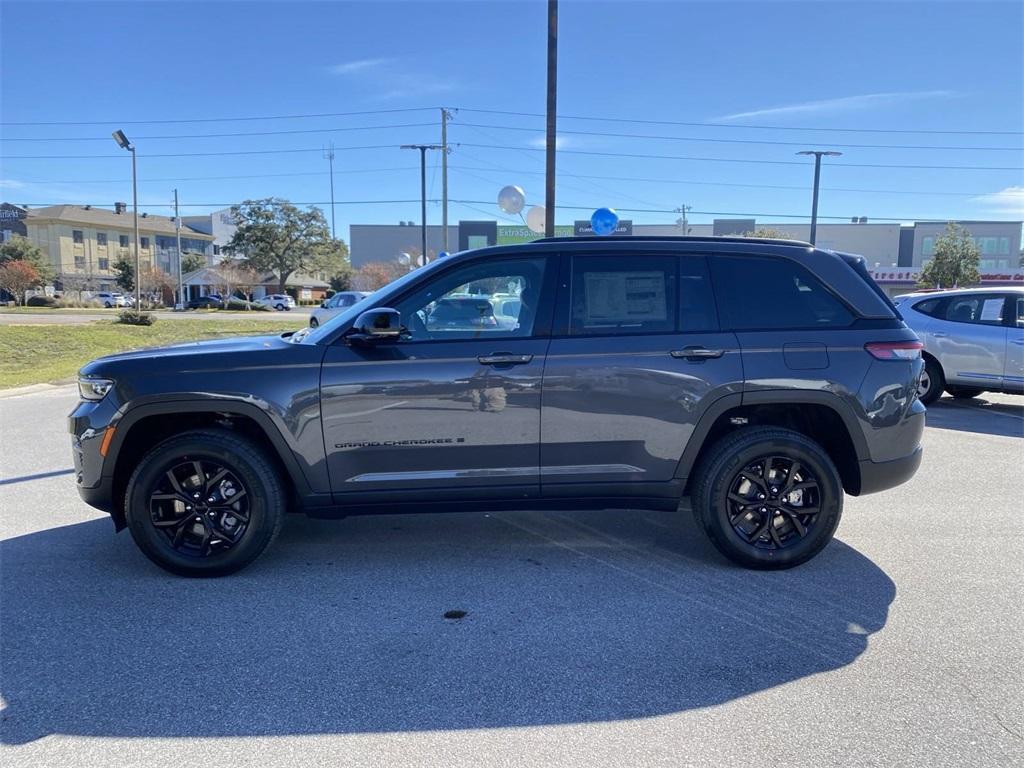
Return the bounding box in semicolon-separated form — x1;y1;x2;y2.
710;255;855;330
569;254;677;335
942;295;1006;326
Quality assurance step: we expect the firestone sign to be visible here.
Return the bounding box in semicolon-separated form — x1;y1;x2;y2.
870;269;1024;283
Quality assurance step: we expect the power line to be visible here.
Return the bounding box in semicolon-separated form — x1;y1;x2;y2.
456;121;1023;152
458;143;1024;171
0;107;439;127
2;144;421;160
12;167;420;185
14;197;996;223
458;107;1024;137
0;122;438;142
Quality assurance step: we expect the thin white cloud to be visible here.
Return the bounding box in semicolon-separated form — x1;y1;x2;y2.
328;58;394;76
528;135;570;149
972;186;1024;216
0;178;26;189
716;90;957;121
372;74;458;102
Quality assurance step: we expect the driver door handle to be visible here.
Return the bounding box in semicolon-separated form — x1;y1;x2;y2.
670;346;724;361
478;353;534;366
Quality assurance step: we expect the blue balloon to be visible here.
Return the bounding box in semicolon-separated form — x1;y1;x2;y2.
590;207;619;236
437;251;450;259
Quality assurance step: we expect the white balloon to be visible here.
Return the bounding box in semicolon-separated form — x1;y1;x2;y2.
397;252;411;266
526;205;546;234
498;185;526;215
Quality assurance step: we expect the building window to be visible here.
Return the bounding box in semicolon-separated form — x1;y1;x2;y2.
999;237;1010;255
119;234;129;248
140;236;150;250
74;255;85;269
921;237;934;256
213;245;221;256
97;232;108;247
98;257;110;271
73;230;84;245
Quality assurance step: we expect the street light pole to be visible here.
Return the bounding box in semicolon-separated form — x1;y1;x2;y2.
112;130;141;309
797;150;842;245
324;143;336;239
401;144;442;263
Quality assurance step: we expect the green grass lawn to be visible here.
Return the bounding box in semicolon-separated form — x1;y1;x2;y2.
0;318;303;389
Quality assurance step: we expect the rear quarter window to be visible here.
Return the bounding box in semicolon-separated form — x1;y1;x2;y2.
911;298;943;317
710;254;855;330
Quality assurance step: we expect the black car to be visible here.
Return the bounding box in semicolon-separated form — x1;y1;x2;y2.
70;236;924;576
186;295;224;310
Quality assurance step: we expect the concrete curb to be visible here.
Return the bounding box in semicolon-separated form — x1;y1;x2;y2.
0;381;76;399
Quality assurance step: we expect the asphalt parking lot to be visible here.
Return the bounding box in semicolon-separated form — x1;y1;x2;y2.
0;307;312;325
1;386;1021;767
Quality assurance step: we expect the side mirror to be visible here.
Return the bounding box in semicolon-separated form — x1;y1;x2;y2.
348;308;402;343
320;301;328;308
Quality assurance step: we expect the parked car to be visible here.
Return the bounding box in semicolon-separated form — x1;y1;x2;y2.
894;286;1024;404
71;235;924;576
185;296;224;310
93;292;128;308
255;294;296;311
309;291;369;327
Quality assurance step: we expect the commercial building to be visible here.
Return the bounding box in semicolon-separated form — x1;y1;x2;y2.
181;207;238;263
17;203;214;291
349;218;1022;296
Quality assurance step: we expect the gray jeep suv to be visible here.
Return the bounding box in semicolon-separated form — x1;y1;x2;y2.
70;236;925;576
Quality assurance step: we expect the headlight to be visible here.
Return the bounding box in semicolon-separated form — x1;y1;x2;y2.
78;377;114;401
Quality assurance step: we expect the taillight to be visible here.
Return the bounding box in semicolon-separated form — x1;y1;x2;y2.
865;340;924;360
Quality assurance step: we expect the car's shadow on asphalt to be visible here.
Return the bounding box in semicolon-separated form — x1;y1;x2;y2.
0;508;894;743
925;397;1024;438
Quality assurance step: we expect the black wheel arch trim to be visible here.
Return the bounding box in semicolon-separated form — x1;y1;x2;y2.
101;397;319;500
673;390;869;483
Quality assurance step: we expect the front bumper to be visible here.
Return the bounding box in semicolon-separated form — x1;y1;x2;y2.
857;446;923;495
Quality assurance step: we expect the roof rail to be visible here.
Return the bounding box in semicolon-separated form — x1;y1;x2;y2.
533;234;813;247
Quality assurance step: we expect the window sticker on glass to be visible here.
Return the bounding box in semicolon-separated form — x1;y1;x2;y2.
584;271;667;325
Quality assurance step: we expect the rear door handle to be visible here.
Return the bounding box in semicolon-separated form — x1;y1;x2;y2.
671;346;724;361
932;332;948;338
478;353;534;366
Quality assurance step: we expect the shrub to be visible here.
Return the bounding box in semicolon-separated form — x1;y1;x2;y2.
26;295;58;307
117;310;155;326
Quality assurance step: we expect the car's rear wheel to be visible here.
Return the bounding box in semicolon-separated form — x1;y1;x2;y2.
946;386;984;399
691;427;843;570
275;303;285;311
124;429;285;577
917;356;944;405
309;317;319;327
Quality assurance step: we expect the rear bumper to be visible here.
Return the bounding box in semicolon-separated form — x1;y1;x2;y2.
856;446;922;495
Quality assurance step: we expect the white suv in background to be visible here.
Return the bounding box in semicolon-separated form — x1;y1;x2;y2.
309;291;369;327
895;286;1024;404
255;294;296;311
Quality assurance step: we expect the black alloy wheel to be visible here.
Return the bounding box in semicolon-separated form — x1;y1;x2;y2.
149;459;251;558
725;455;821;551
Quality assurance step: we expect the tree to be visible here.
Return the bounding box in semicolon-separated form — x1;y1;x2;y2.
139;267;175;305
217;259;260;306
0;260;41;305
741;227;792;240
180;252;207;275
329;263;355;293
918;222;981;289
223;198;348;294
354;261;405;291
0;235;54;285
113;258;134;292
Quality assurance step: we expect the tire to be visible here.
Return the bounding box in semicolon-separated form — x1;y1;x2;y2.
691;427;843;570
124;429;286;577
309;317;319;328
946;386;984;400
104;302;112;308
917;356;944;406
275;303;284;311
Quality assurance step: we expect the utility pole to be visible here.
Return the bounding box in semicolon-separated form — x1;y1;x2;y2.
796;150;842;245
676;204;691;236
174;189;184;308
440;108;452;253
111;130;141;309
401;144;442;263
545;0;558;237
324;143;337;239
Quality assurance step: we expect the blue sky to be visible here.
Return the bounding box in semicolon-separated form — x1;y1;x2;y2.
1;0;1022;238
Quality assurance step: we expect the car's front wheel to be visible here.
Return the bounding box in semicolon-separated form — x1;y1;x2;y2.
124;429;285;577
275;303;285;311
946;386;984;399
691;427;843;570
